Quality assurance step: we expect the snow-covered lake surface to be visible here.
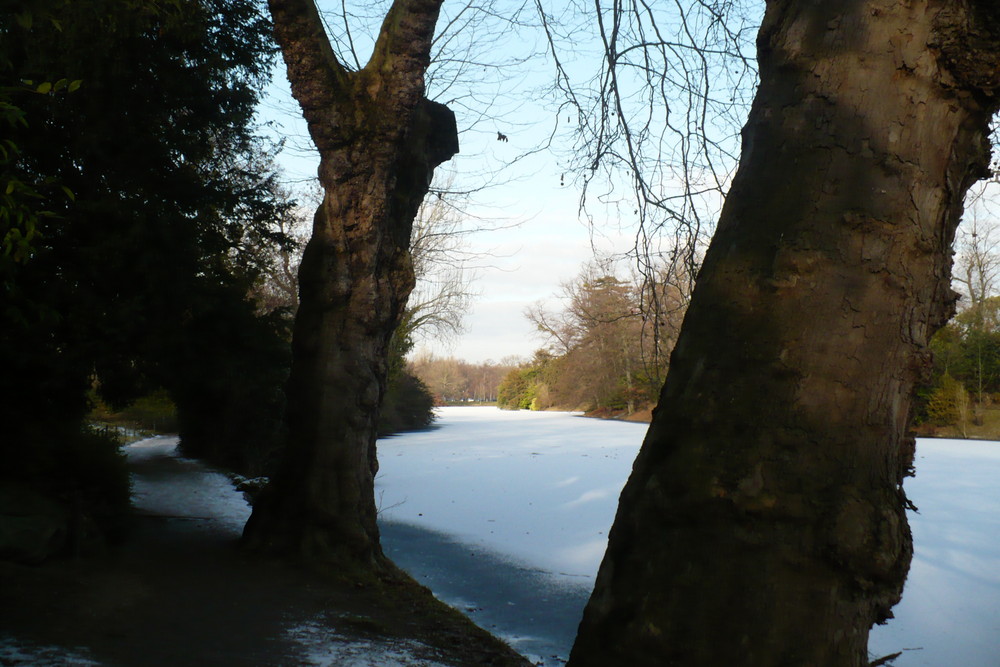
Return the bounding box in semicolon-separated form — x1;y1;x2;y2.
12;411;986;666
376;406;1000;666
376;407;647;663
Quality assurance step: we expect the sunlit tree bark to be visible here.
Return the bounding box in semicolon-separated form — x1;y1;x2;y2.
242;0;458;571
570;1;1000;664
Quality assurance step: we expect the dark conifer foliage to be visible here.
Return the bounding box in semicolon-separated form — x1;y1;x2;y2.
1;0;292;549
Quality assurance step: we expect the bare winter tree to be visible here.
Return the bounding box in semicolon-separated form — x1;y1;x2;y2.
245;0;1000;663
528;254;691;406
535;0;758;374
568;2;1000;665
956;181;1000;310
241;0;459;571
243;0;561;574
248;196;312;315
396;188;479;346
526;300;581;356
946;179;1000;408
526;257;689;412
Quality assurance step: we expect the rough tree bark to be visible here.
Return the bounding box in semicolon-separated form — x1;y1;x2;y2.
242;0;457;571
570;1;1000;665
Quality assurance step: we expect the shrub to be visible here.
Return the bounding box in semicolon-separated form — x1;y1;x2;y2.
91;389;179;436
379;370;436;436
55;426;132;543
497;367;543;410
118;390;178;433
1;424;132;561
925;372;971;432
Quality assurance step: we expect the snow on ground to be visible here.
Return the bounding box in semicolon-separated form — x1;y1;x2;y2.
124;438;451;667
99;416;1000;667
377;406;1000;667
375;408;646;663
127;436;251;536
0;638;100;666
285;618;450;667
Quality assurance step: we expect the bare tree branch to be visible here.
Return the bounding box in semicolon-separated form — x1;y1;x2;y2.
268;0;351;134
534;0;757;377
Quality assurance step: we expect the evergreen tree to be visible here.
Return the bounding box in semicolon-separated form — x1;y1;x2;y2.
1;0;292;547
241;0;458;570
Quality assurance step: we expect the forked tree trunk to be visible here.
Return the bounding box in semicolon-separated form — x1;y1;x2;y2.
570;2;1000;665
241;0;456;571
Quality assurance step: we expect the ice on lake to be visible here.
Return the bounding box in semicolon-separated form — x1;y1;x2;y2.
376;406;1000;666
377;407;645;580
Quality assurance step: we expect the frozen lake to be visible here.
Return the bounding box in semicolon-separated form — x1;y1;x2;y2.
377;407;646;663
376;406;1000;666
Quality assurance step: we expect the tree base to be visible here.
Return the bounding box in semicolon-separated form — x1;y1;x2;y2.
240;484;392;582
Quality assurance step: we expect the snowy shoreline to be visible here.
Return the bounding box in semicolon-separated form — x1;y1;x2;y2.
97;408;1000;667
377;406;1000;667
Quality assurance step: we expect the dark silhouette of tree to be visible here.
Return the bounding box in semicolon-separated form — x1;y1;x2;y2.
241;0;458;571
569;2;1000;665
1;0;290;546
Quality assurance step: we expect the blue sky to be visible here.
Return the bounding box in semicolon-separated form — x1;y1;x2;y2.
258;61;639;364
256;1;754;363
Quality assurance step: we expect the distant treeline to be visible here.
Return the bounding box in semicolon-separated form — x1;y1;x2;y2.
409;355;519;404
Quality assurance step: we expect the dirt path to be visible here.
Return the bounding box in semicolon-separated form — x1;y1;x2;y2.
0;439;530;666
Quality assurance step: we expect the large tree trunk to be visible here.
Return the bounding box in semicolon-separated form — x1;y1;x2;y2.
570;2;1000;665
242;0;457;571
